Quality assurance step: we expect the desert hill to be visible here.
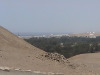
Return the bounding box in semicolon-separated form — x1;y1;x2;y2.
1;26;100;75
68;53;100;75
0;26;72;74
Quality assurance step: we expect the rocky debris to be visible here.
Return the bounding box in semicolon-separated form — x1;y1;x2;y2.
43;53;67;63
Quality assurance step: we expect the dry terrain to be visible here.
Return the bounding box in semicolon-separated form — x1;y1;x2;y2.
69;32;100;37
0;26;100;75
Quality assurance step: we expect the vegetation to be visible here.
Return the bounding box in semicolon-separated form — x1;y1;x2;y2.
25;36;100;58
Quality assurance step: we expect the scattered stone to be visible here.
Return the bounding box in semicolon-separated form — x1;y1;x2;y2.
43;53;67;63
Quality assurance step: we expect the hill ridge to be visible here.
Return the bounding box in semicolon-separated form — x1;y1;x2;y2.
0;26;70;74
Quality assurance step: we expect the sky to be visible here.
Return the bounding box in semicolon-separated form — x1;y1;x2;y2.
0;0;100;33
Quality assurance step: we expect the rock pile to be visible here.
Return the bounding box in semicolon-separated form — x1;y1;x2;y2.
44;53;67;63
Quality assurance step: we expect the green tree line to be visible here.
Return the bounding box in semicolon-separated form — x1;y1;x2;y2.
25;36;100;58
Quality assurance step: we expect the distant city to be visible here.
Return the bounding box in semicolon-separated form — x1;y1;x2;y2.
14;32;100;39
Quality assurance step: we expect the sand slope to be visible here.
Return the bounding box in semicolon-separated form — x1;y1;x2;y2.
0;26;72;74
68;53;100;75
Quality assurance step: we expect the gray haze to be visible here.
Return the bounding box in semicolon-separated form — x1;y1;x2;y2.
0;0;100;33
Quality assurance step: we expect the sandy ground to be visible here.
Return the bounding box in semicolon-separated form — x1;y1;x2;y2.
0;70;48;75
1;26;100;75
68;53;100;75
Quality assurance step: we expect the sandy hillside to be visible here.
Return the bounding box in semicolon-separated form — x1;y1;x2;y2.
1;26;100;75
68;53;100;75
0;26;72;74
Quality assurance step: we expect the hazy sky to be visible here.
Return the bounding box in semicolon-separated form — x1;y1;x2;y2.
0;0;100;33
